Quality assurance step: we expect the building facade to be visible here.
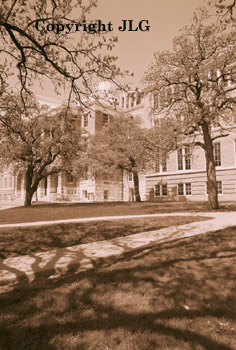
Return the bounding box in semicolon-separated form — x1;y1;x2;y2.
0;83;149;204
1;81;236;204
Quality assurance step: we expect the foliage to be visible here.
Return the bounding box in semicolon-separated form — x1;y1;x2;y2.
88;116;149;172
143;8;236;209
0;90;83;205
81;115;160;201
209;0;236;20
0;0;124;105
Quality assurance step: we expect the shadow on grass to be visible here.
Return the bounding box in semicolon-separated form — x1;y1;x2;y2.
0;215;209;259
0;200;235;225
0;226;236;350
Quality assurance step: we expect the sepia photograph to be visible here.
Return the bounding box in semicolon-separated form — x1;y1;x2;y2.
0;0;236;349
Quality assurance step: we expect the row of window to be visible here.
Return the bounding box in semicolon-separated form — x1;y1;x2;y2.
83;113;109;128
156;142;222;174
120;93;142;109
154;183;191;197
0;177;13;189
0;194;12;201
82;190;108;200
154;181;223;197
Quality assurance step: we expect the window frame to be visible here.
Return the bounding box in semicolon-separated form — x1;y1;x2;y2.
177;147;191;171
67;173;73;184
178;183;192;196
213;142;221;167
104;190;109;200
103;113;109;127
178;183;184;196
185;183;192;195
154;184;168;197
128;172;133;182
83;114;88;128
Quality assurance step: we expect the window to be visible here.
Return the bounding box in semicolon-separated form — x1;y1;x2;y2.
3;178;7;188
162;160;167;173
178;183;184;196
153;91;159;108
104;190;109;200
83;114;88;128
67;173;73;183
8;176;12;188
185;183;192;195
83;190;88;199
177;147;191;171
178;183;191;196
185;147;191;170
162;184;168;196
121;97;124;108
0;179;2;189
128;172;133;182
154;184;168;197
103;113;109;126
177;149;183;170
154;184;160;197
217;181;222;194
214;142;221;166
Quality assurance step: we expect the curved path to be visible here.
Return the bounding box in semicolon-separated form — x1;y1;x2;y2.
0;212;236;293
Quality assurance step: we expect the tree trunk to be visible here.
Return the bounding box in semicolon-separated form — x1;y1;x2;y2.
24;165;34;207
133;171;141;202
24;189;34;207
202;122;219;210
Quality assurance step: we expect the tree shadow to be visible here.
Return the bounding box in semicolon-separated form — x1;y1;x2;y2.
0;226;236;349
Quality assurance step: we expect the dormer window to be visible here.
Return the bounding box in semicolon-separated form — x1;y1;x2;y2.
103;113;109;126
83;114;88;128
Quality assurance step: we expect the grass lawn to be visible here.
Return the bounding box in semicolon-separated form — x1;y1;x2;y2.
0;200;235;225
0;215;208;259
0;225;236;350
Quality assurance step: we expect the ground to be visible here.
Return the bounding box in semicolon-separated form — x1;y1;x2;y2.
0;215;208;259
0;202;235;350
0;200;235;224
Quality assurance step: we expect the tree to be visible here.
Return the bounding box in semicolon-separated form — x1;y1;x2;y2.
0;91;83;206
143;8;236;209
0;0;123;105
84;115;157;202
209;0;236;19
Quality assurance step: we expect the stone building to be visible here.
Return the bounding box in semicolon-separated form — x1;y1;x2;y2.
0;82;149;204
1;80;236;204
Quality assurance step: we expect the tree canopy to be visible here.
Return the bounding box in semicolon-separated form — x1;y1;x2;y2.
0;91;83;205
0;0;123;105
83;115;153;201
143;8;236;209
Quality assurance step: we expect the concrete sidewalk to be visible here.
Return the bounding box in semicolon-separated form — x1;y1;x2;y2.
0;212;236;293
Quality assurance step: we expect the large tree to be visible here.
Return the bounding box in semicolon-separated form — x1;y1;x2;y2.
83;115;158;202
210;0;236;19
0;91;83;206
0;0;123;105
144;8;236;209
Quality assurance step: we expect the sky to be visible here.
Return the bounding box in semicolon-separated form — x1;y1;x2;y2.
37;0;207;101
93;0;207;88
